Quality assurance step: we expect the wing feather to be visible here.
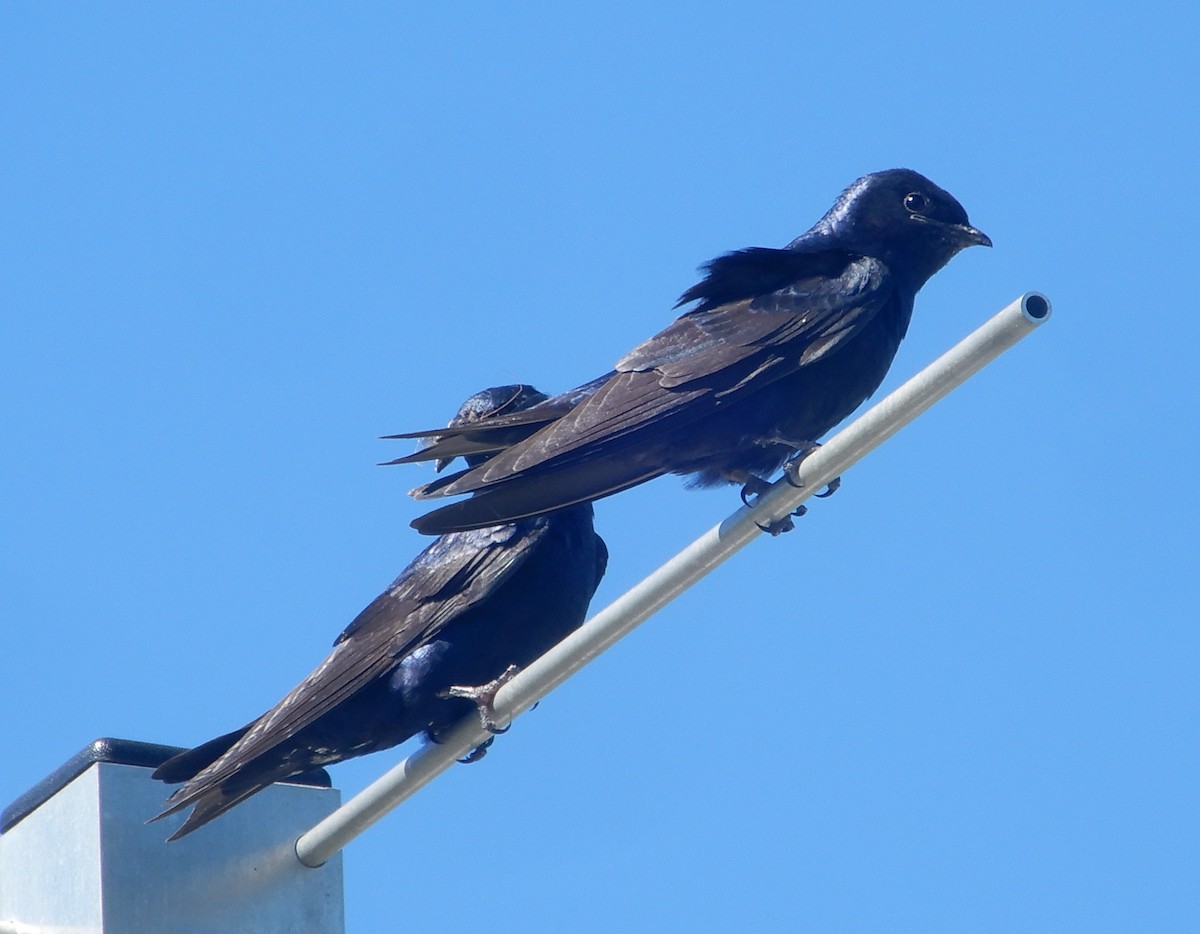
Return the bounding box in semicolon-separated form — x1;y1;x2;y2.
158;521;550;809
420;255;890;500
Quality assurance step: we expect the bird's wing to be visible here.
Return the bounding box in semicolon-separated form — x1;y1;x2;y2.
380;403;573;465
156;521;550;812
410;454;667;533
380;376;613;467
620;251;889;384
420;253;891;498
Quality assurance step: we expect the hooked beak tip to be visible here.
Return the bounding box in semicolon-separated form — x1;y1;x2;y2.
964;226;992;248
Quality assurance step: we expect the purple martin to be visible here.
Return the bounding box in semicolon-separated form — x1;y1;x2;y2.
388;169;990;535
151;385;608;839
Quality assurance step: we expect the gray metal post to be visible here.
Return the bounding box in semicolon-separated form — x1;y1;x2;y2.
295;291;1052;868
1;740;344;934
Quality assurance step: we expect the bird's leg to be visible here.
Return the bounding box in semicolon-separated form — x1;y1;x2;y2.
776;439;840;498
756;513;799;536
458;737;494;764
736;472;773;508
424;727;495;765
736;436;842;536
438;664;521;736
727;468;806;535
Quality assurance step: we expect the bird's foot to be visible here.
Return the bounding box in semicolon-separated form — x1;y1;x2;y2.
424;728;495;764
458;737;494;764
733;469;806;534
739;474;772;508
815;476;841;498
438;664;521;736
755;508;805;536
781;442;840;498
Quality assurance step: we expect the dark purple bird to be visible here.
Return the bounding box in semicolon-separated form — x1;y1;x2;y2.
387;169;990;535
152;385;608;839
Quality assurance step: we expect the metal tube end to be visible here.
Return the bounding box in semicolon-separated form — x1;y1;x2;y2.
1020;292;1052;323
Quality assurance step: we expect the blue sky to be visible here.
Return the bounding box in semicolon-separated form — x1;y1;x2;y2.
3;4;1198;931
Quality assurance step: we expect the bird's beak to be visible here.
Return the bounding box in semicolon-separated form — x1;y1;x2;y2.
912;213;992;248
957;224;992;248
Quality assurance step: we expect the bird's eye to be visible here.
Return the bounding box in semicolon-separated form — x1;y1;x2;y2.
903;191;930;214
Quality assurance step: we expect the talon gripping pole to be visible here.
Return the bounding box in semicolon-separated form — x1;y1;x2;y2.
295;291;1052;868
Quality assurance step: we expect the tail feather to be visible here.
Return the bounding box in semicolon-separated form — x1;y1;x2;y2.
412;459;663;534
151;725;252;785
380;434;508;467
149;723;280;839
156;778;276;841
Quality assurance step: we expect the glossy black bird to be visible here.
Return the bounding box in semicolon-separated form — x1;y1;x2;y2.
387;169;990;535
151;385;608;839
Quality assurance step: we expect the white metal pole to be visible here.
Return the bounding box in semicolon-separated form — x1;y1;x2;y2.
295;291;1052;868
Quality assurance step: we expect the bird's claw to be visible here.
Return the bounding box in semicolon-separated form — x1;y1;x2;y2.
755;503;807;536
755;518;792;535
815;476;841;498
782;443;841;498
741;441;837;532
739;476;772;508
424;728;495;764
458;737;494;764
438;664;521;736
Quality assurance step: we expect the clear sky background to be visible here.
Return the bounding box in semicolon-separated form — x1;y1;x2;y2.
3;4;1198;932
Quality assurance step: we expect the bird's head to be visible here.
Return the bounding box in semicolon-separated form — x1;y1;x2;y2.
803;168;991;287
